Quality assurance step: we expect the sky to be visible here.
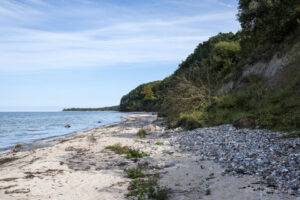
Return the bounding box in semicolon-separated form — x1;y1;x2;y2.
0;0;240;111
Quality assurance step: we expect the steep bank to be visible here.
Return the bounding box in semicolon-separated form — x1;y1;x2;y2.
119;1;300;132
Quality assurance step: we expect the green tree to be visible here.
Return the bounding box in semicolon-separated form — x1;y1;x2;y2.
238;0;300;57
142;85;155;100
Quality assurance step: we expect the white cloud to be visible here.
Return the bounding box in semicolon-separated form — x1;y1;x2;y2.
0;0;239;72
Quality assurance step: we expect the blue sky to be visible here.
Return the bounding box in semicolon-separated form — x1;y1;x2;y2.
0;0;240;111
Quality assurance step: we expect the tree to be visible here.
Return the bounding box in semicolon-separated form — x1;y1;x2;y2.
142;85;155;100
238;0;300;57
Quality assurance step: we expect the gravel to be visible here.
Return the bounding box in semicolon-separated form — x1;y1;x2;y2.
170;125;300;196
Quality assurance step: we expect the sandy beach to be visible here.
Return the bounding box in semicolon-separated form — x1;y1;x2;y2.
0;113;296;200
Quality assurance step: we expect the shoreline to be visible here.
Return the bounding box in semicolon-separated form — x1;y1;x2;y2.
0;111;135;153
0;113;298;199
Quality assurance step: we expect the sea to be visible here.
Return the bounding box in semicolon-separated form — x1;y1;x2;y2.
0;111;127;151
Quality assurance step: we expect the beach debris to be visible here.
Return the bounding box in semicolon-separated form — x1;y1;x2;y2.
0;184;17;190
24;169;64;179
0;157;17;166
64;124;71;128
0;177;18;182
5;188;30;194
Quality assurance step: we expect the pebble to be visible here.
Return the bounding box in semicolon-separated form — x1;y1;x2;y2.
169;124;300;195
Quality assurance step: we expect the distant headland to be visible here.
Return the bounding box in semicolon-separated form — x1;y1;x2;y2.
63;105;119;112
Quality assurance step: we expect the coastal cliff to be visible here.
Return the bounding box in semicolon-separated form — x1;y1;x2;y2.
120;0;300;132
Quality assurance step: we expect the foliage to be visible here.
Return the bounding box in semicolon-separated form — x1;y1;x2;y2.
120;33;241;117
105;144;149;159
171;73;299;132
203;75;300;131
137;129;147;138
155;141;163;145
142;85;156;100
157;32;241;123
105;143;130;154
120;81;161;112
126;167;145;179
126;148;149;159
127;174;168;200
238;0;300;60
119;0;299;133
158;76;208;125
177;111;203;130
122;151;167;200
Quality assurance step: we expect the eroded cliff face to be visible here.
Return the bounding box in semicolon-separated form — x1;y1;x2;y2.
238;36;299;89
216;29;299;95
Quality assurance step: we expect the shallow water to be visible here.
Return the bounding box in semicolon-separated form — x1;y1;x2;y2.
0;111;127;150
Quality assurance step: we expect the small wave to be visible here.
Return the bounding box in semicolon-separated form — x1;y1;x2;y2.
26;129;42;132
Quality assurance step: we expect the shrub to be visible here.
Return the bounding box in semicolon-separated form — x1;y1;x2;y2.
127;175;168;200
204;76;299;132
105;143;130;154
126;167;145;179
126;149;149;159
177;111;203;130
105;144;149;159
238;0;300;60
137;129;147;138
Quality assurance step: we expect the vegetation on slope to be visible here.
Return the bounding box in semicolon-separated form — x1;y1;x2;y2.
238;0;300;61
120;81;161;112
120;0;300;132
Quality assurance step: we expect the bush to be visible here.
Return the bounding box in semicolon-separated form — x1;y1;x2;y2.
137;129;147;138
119;81;161;112
126;149;149;159
127;175;168;200
105;143;130;154
204;76;299;132
177;111;203;130
105;144;149;159
238;0;300;59
126;167;145;179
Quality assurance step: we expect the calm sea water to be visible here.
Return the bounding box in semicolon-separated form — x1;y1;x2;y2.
0;111;127;150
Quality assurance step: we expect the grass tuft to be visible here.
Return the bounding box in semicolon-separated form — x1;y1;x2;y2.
105;143;130;154
127;175;168;200
105;143;149;159
126;167;145;179
155;141;163;145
